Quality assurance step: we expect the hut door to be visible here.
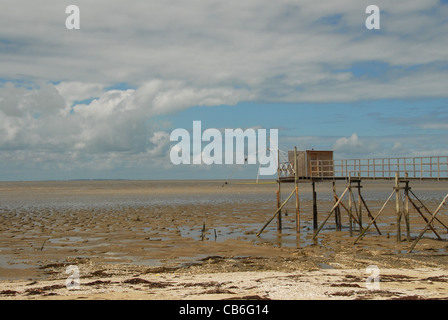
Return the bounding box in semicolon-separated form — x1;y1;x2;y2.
307;151;320;177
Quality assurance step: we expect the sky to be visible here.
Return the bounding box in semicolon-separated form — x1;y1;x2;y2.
0;0;447;181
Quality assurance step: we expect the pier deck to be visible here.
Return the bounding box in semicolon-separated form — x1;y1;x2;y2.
278;155;448;182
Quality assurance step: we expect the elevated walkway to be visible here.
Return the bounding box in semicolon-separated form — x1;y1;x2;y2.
279;155;448;182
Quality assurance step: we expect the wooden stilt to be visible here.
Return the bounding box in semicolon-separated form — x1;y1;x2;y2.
360;194;381;235
333;181;341;231
350;184;361;230
354;189;395;245
276;149;282;232
395;172;402;243
357;180;363;234
409;193;448;253
409;189;448;231
294;147;300;233
403;173;411;241
257;188;296;237
408;196;442;240
312;181;317;231
295;185;300;233
201;221;206;241
348;176;353;237
313;186;350;239
334;192;361;226
276;189;282;231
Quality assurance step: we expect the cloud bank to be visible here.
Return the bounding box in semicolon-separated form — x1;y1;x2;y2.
0;0;447;179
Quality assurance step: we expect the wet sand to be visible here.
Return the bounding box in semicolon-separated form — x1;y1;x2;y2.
0;180;447;300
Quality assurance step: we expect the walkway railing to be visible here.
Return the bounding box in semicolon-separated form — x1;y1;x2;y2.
279;156;448;180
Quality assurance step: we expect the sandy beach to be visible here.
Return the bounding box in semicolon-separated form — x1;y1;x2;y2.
0;180;447;300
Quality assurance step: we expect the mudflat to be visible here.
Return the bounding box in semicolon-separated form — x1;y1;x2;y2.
0;180;447;300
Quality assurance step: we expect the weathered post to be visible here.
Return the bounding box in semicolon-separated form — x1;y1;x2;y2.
276;189;282;231
294;147;300;233
357;179;363;233
333;181;342;231
395;172;402;242
348;174;353;237
404;172;411;241
312;181;318;231
277;149;282;232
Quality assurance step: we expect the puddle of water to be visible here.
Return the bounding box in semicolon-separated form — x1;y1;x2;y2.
0;256;32;270
48;236;84;244
129;258;164;267
317;263;335;270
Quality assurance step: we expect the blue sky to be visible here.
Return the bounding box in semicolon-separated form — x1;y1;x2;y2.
0;0;447;180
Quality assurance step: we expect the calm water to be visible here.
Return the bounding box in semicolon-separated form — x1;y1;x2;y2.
0;180;276;210
0;179;446;209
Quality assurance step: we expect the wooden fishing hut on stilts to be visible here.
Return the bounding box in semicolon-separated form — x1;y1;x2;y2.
256;149;448;253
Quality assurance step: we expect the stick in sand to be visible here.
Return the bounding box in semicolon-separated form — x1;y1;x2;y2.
40;238;49;251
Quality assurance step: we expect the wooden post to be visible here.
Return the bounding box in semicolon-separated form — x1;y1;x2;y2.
294;147;300;233
277;149;282;232
201;221;206;241
395;172;402;243
313;186;349;239
312;181;318;231
420;157;423;181
404;173;411;241
257;189;296;237
276;189;282;231
357;179;362;234
333;181;341;231
348;175;353;237
295;185;300;234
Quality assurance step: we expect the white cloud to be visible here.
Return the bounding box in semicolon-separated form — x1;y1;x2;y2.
334;133;363;152
420;123;448;130
1;0;447;101
132;80;252;115
0;79;252;178
1;0;448;179
333;133;383;158
147;131;170;157
55;82;104;107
